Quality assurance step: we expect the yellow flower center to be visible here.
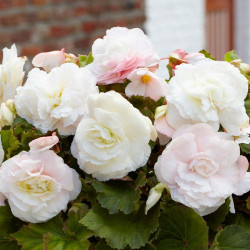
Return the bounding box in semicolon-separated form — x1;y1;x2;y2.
51;89;63;109
141;74;151;84
18;177;53;194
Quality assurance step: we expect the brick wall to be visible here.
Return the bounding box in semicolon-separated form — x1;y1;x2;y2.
0;0;145;60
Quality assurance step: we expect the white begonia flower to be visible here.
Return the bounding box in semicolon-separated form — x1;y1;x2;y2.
145;183;166;214
234;125;250;144
0;134;81;223
0;136;4;166
165;61;249;136
0;137;4;206
0;99;16;128
15;63;99;135
0;44;26;103
71;91;157;181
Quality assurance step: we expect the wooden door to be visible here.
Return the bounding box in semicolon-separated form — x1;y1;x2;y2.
206;0;234;60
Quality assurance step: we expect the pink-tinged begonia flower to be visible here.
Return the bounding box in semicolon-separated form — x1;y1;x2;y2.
29;132;59;152
154;104;175;145
32;49;66;72
87;27;160;84
167;49;208;74
0;135;81;223
154;123;250;216
125;68;167;101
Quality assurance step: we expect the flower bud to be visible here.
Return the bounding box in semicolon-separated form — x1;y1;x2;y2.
169;49;187;70
155;104;168;119
64;53;79;65
5;99;15;114
29;132;59;152
32;48;66;72
0;99;15;128
145;183;166;214
239;63;250;75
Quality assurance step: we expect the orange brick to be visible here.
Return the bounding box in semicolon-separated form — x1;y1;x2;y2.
82;21;99;33
21;45;42;57
31;0;47;5
50;26;70;38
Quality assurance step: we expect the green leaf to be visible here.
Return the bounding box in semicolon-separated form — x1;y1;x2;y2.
80;204;160;249
13;116;42;149
245;95;250;117
204;198;230;231
240;143;250;154
166;64;173;81
93;173;146;214
79;52;94;67
224;50;240;63
13;116;33;132
247;196;250;210
0;237;20;250
0;116;43;160
226;212;250;234
129;96;164;122
211;225;250;249
0;205;22;237
199;49;216;60
157;206;208;250
98;81;129;94
13;216;62;250
13;204;92;250
95;240;114;250
0;130;20;160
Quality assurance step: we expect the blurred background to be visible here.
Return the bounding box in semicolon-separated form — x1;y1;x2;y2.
0;0;249;65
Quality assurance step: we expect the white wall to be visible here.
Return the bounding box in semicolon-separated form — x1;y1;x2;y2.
145;0;206;77
234;0;250;63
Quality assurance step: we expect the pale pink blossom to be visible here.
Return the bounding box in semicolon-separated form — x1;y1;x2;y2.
88;27;160;84
0;136;81;223
167;49;208;74
155;123;250;216
29;132;59;151
32;48;66;72
125;68;167;101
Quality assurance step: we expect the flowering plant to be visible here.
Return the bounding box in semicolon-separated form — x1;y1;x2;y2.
0;27;250;250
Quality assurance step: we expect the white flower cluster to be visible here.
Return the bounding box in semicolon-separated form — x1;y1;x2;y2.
0;27;249;224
